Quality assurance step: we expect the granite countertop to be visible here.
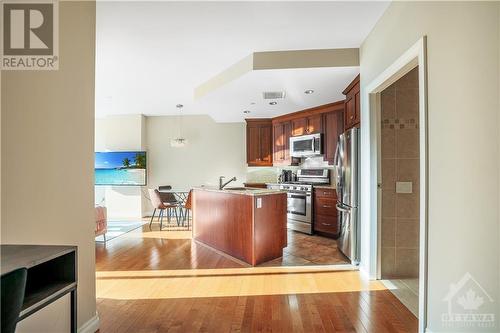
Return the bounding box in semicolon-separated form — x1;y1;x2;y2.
194;186;284;196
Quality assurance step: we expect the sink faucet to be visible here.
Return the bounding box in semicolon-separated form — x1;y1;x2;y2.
219;176;237;190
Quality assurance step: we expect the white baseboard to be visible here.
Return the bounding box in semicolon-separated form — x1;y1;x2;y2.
78;313;100;333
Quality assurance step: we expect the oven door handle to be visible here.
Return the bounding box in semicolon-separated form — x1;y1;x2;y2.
287;192;311;196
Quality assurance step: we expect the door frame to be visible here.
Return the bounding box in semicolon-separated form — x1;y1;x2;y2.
363;37;428;332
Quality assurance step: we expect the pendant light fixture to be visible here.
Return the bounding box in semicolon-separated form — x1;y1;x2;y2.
170;104;188;147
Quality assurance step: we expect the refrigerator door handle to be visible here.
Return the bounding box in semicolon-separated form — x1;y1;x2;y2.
336;203;350;212
333;142;340;167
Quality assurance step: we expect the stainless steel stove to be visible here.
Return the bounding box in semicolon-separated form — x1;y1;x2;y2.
277;169;330;234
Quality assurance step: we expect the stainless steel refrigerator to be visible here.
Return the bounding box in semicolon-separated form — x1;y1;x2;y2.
334;127;360;264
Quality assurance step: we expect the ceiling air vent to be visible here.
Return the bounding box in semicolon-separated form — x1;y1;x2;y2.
262;91;286;100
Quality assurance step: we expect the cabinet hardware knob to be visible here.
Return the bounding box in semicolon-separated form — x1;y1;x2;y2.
322;223;332;226
323;205;332;208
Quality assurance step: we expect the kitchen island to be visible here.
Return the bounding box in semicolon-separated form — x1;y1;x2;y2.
192;187;287;266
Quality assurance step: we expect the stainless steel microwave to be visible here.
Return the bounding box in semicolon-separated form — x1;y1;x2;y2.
290;133;323;157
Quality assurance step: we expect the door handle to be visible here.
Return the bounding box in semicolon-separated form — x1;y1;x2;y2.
322;205;332;208
321;223;332;226
336;204;350;212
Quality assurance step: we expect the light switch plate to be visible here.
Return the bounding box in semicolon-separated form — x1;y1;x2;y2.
256;197;262;208
396;182;413;194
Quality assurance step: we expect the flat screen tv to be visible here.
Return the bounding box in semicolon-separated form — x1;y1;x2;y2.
95;151;147;186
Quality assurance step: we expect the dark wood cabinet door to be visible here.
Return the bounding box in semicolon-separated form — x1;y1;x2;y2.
354;90;360;124
323;111;344;165
345;96;355;129
247;126;261;165
273;123;285;163
307;114;323;134
283;121;293;164
260;125;273;164
343;75;360;130
291;117;307;136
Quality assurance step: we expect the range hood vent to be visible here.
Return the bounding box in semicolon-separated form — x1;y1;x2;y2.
262;91;286;100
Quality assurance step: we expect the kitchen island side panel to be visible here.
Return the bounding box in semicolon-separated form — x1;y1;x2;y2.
253;193;287;265
192;190;254;264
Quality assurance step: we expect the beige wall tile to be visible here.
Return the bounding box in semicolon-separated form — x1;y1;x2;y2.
382;158;396;190
395;88;419;120
397;158;420;185
381;247;396;278
396;193;419;219
382;218;396;247
382;191;396;218
396;128;419;158
381;128;396;158
395;248;419;278
395;67;419;90
381;86;396;119
396;219;420;248
380;66;420;281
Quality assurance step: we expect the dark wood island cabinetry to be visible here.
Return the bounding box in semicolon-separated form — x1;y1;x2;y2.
192;188;287;266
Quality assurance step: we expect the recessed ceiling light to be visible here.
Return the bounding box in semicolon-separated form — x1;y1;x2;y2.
269;101;277;105
243;110;250;114
304;89;314;94
250;102;256;105
176;104;183;108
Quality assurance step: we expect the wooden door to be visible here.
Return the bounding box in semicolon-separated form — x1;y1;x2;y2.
323;111;344;165
354;90;360;124
247;126;261;165
291;117;307;136
345;95;355;129
260;125;273;164
283;121;293;164
307;114;323;134
273;122;285;164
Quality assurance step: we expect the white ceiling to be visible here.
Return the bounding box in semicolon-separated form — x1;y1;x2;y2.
95;1;389;122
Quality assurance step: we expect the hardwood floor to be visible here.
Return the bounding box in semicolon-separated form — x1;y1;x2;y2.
96;224;418;332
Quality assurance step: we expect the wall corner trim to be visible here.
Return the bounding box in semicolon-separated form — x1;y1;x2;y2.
78;313;100;333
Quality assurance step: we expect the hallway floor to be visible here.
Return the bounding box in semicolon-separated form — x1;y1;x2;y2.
95;223;418;332
381;279;419;317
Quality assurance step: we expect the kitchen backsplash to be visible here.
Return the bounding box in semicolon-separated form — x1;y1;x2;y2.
246;156;336;185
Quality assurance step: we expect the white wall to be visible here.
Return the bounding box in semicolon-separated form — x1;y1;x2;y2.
360;2;500;331
95;115;147;219
1;1;97;331
145;115;247;207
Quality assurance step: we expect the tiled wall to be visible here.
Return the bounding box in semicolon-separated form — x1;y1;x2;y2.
246;156;335;185
380;67;420;278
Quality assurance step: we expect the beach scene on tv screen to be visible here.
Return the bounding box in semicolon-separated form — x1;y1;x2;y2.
95;152;146;185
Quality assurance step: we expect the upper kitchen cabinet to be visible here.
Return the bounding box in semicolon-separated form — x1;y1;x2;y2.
246;119;273;166
306;114;323;134
323;109;344;165
343;74;360;130
273;121;298;166
291;114;323;136
291;117;307;136
272;102;344;166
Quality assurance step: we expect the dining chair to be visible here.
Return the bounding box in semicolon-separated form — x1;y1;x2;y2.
1;268;27;333
179;190;192;228
158;185;181;221
148;189;179;230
